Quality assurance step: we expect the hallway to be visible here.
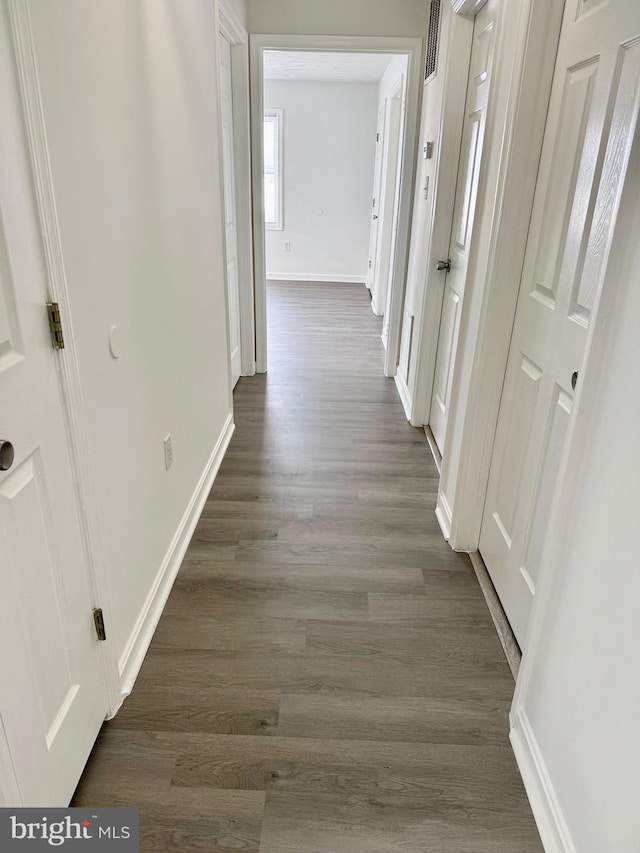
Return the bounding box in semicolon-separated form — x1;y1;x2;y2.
72;282;542;851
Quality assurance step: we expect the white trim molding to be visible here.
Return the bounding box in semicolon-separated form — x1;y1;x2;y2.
218;1;256;377
219;0;247;45
250;33;424;376
452;0;489;19
267;273;367;284
118;414;235;700
510;711;577;853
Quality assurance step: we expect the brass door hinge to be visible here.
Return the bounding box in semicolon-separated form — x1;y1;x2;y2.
46;302;65;349
92;608;107;641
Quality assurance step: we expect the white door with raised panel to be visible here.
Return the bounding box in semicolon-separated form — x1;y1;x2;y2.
480;0;640;646
0;11;106;806
429;0;498;453
218;32;242;388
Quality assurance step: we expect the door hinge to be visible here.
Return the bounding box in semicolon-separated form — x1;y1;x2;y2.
46;302;65;349
92;607;107;641
368;260;372;269
376;132;380;142
372;198;376;208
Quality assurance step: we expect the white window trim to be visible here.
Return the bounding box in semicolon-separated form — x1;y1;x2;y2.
263;108;284;231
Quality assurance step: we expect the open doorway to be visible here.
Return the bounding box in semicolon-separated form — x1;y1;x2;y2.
262;49;407;325
250;36;423;375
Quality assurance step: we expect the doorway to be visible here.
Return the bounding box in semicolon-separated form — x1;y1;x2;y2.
250;35;423;375
259;48;408;365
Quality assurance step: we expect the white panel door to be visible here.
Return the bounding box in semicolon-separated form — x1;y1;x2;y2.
429;0;498;453
367;105;386;292
0;10;106;806
218;33;242;388
480;0;640;647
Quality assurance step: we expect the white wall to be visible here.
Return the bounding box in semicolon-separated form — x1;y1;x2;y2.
248;0;428;38
27;0;232;684
512;122;640;853
264;80;378;282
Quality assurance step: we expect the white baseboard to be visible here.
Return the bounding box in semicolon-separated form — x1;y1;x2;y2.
371;295;383;316
118;413;235;698
435;492;452;541
394;371;412;421
267;273;367;284
510;710;576;853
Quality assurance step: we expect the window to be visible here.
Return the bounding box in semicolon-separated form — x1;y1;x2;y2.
263;110;283;230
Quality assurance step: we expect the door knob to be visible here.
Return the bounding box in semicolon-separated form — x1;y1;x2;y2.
0;440;15;471
571;370;578;391
372;215;379;220
436;259;451;272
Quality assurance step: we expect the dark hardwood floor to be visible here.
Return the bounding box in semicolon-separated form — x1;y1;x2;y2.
73;281;543;852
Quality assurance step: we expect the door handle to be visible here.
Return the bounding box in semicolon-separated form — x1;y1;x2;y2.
436;259;451;272
372;215;379;220
0;440;15;471
571;370;578;391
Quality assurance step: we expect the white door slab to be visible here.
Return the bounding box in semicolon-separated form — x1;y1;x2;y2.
429;0;498;453
219;32;242;388
367;105;386;294
480;0;640;647
375;81;404;326
0;8;106;805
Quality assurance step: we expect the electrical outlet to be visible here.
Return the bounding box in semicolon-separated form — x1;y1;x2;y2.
284;241;291;252
164;433;173;470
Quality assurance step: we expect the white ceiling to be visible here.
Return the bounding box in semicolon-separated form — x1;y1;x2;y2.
263;50;396;83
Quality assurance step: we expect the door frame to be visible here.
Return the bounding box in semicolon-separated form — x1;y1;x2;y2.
249;33;423;375
6;0;120;724
367;103;387;293
405;0;565;551
219;0;256;377
374;75;405;321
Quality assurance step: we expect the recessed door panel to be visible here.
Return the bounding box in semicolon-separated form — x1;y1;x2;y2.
430;286;460;451
454;115;481;252
521;388;573;591
1;455;75;726
0;218;23;371
531;61;598;307
570;40;640;324
492;356;542;548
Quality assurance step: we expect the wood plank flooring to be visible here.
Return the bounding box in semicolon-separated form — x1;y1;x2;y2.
73;282;543;852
